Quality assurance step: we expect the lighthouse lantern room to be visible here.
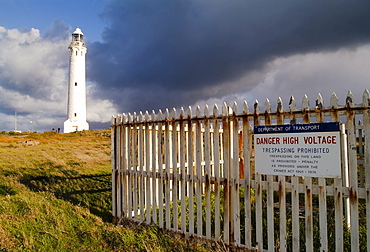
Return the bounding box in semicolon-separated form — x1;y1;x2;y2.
64;28;89;133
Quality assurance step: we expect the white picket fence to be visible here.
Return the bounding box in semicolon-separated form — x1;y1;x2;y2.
111;90;370;251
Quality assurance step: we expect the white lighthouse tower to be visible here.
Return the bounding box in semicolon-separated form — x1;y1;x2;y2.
64;28;89;133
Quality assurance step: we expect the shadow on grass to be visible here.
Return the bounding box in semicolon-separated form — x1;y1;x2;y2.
20;172;112;222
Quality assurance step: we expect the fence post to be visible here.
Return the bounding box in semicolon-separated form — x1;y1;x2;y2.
331;93;344;252
144;111;151;224
264;98;275;251
289;96;300;252
127;113;133;219
172;108;179;231
254;100;263;251
164;109;171;229
151;110;158;224
316;94;328;252
231;102;240;245
121;113;128;219
194;106;203;237
346;91;359;252
179;107;187;233
222;102;230;244
276;97;287;252
138;112;145;222
204;105;212;239
302;95;313;252
117;115;123;222
242;101;252;249
111;115;118;223
362;89;370;252
213;104;221;240
157;110;164;228
187;106;195;234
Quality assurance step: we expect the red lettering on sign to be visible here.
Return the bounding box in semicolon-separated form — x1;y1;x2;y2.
282;136;299;144
256;137;280;144
303;136;337;144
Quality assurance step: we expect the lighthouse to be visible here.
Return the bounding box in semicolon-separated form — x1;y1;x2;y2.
64;28;89;133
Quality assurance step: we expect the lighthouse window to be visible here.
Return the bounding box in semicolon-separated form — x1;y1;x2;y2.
75;82;77;86
81;51;83;56
74;113;77;117
76;51;78;56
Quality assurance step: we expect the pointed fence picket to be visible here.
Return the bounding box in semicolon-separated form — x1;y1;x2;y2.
112;90;370;251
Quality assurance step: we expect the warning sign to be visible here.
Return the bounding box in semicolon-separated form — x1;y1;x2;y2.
254;122;341;178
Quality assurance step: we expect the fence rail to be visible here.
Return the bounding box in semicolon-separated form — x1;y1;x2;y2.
111;90;370;251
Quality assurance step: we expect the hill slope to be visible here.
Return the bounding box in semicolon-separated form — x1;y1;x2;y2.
0;130;216;251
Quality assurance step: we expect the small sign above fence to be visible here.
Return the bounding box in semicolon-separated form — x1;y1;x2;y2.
254;122;341;178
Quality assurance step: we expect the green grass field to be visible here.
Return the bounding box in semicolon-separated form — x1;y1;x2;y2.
0;130;217;251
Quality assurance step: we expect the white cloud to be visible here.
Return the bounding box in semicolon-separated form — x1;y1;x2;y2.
0;87;62;113
0;27;67;98
87;82;118;122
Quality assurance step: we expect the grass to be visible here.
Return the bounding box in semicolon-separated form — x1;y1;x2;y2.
0;130;219;251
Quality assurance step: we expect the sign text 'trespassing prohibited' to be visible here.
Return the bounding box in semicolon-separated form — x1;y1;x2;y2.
254;122;341;178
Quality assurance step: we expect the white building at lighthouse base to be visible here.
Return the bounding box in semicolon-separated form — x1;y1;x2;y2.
64;119;89;133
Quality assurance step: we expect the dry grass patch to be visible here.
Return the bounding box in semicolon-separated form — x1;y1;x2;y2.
0;129;221;252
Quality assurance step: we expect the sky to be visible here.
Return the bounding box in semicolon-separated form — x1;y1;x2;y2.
1;0;370;132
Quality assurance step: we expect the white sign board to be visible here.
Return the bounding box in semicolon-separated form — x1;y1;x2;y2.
254;122;341;178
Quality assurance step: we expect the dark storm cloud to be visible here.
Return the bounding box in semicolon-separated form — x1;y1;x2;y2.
43;19;70;42
87;0;370;112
